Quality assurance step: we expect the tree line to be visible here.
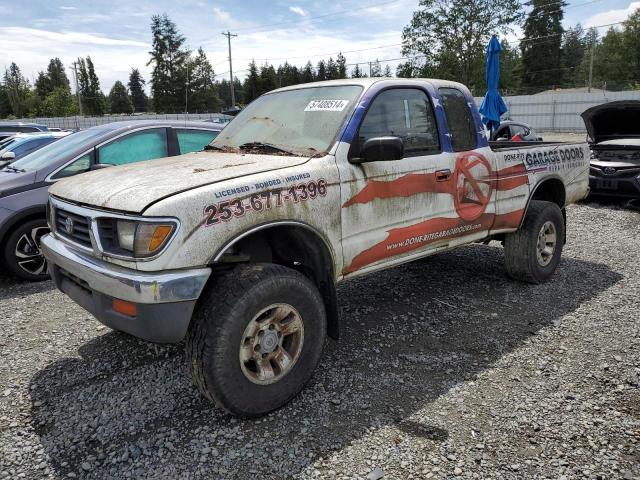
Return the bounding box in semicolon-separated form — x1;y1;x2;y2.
399;0;640;94
1;4;639;119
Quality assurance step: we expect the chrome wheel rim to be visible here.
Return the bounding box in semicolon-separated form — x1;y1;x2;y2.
239;303;304;385
14;226;49;276
536;221;557;267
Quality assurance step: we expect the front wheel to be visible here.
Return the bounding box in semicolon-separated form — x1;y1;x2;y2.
186;263;327;417
3;219;50;281
504;200;565;284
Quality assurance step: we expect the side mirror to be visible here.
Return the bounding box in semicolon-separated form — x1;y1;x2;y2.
1;151;16;161
352;136;404;164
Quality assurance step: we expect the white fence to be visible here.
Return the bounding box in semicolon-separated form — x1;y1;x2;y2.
8;113;231;130
474;89;640;132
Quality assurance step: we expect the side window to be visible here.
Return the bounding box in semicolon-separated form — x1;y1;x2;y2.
176;129;219;154
51;152;92;179
98;128;168;166
511;124;528;137
15;138;53;157
438;88;477;152
357;88;439;157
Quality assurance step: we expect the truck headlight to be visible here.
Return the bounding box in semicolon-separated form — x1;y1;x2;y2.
114;220;176;258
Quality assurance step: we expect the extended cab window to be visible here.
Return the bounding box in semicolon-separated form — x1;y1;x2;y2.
176;129;219;154
438;87;477;151
357;88;439;157
98;128;168;166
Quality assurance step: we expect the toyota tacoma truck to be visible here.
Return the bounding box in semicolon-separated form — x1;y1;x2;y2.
41;78;590;417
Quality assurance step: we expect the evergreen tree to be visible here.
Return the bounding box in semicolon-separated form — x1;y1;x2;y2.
316;60;327;81
259;63;278;93
336;53;347;78
521;0;566;91
561;25;586;88
47;58;70;92
0;85;11;118
77;57;106;115
499;40;523;93
189;47;222;112
301;61;315;83
148;14;190;113
108;81;133;114
128;68;148;112
34;72;50;99
3;63;31;118
383;65;392;77
351;64;363;78
243;60;261;103
326;57;339;79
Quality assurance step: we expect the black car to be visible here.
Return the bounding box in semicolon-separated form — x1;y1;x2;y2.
0;120;223;280
582;101;640;199
0;122;49;142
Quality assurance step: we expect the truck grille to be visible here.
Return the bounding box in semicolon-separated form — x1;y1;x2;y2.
55;208;92;248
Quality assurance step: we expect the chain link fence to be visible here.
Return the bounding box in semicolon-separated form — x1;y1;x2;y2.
8;89;640;133
6;112;231;130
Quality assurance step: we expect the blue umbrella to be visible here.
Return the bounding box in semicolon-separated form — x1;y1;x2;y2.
479;35;508;134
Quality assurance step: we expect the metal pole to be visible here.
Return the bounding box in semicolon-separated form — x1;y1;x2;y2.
72;61;83;116
588;41;594;93
185;62;189;114
222;31;238;107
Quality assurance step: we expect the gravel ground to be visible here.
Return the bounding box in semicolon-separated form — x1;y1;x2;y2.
0;202;638;480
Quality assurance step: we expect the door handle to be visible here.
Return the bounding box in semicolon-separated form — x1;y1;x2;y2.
435;169;451;181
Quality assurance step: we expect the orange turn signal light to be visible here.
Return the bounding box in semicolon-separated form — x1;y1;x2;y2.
112;299;137;317
149;225;173;252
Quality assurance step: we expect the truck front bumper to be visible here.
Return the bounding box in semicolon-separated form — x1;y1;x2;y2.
41;234;211;343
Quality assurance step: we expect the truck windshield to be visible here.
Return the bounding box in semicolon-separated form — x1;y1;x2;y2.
211;85;363;156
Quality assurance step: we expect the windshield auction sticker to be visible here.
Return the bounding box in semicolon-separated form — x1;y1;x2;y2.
304;99;349;112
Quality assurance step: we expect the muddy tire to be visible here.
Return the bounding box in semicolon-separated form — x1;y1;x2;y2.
3;219;50;281
504;200;565;284
186;263;326;417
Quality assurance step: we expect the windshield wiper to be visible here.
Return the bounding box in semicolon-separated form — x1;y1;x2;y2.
3;165;25;173
239;142;294;155
204;144;226;151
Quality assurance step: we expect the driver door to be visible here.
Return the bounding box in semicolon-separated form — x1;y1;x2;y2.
337;87;456;276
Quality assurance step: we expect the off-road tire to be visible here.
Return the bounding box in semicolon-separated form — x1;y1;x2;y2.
504;200;565;284
3;219;50;281
186;263;326;417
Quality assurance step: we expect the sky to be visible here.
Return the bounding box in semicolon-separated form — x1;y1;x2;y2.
0;0;638;94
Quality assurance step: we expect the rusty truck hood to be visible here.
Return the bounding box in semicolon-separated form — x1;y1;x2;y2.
49;151;311;213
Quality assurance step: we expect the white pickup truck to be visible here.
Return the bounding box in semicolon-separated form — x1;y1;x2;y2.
41;78;589;416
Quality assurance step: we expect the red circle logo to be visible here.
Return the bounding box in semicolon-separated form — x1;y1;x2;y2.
454;152;494;221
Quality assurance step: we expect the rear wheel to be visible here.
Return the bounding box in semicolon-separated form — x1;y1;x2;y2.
3;219;50;281
504;200;564;284
186;263;326;417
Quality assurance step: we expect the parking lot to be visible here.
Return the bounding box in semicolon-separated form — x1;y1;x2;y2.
0;201;638;479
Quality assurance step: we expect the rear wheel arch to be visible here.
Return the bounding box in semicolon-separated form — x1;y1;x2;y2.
522;177;567;237
208;222;340;340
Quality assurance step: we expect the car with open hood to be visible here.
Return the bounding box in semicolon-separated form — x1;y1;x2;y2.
582;100;640;199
